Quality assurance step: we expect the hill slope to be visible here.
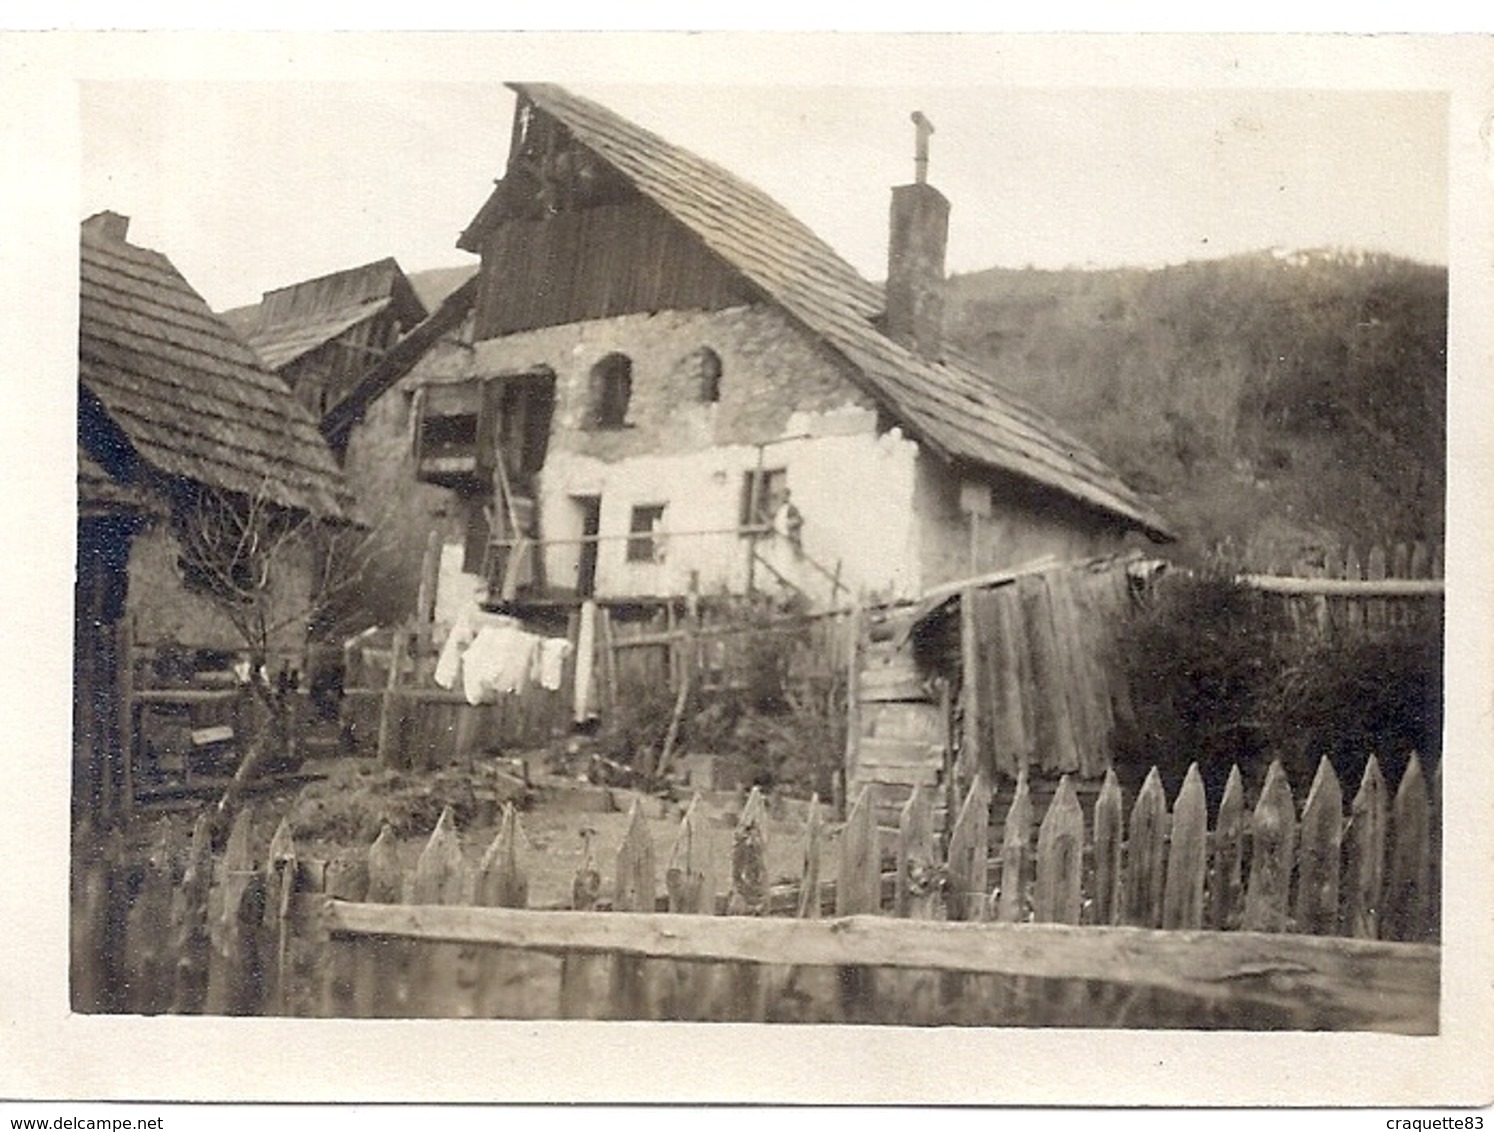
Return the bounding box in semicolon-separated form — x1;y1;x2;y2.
944;250;1447;565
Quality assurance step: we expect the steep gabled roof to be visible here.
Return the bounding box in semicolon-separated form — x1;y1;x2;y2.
79;216;350;518
222;257;428;373
491;83;1170;540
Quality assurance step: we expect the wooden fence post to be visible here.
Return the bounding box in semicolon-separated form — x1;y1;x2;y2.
1386;755;1432;942
1343;548;1364;632
726;787;769;916
412;806;468;904
1208;765;1246;931
896;783;939;920
723;787;770;1020
407;807;475;1017
1296;757;1345;935
796;795;824;920
366;823;404;903
260;817;298;1014
1343;755;1388;939
836;786;880;916
318;852;369;1018
1034;775;1084;924
995;770;1032;922
168;812;213;1014
667;794;717;915
1366;545;1388;631
1244;760;1297;933
351;822;404;1017
944;777;989;922
1092;769;1124;926
376;627;411;768
1162;764;1206;930
609;800;655;1019
1122;767;1168;928
477;804;529;909
471;804;546;1018
220;806;268;1015
559;827;604;1020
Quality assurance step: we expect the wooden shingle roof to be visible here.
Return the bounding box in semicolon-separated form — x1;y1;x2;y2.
503;83;1171;540
79;218;350;518
222;257;428;373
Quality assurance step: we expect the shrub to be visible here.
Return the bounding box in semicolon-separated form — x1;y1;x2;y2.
1114;569;1442;807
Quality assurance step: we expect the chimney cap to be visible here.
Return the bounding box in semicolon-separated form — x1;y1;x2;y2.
911;111;935;185
82;210;131;242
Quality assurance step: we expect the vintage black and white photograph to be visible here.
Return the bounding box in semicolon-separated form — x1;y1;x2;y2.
9;27;1494;1106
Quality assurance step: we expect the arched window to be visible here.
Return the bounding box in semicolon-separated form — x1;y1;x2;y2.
588;353;632;429
690;347;722;403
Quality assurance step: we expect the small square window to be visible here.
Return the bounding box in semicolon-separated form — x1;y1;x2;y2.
740;467;787;530
627;504;666;563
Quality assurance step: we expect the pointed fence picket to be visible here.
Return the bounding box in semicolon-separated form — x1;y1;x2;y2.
1241;540;1443;640
72;753;1440;1029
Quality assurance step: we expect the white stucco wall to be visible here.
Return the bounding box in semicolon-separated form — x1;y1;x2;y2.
401;303;926;609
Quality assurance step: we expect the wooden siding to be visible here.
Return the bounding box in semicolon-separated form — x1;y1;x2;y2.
474;197;754;338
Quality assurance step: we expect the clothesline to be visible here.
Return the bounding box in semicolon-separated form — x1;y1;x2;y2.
434;608;572;707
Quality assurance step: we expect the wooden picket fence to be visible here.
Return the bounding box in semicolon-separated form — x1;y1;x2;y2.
71;751;1439;1031
1238;540;1444;639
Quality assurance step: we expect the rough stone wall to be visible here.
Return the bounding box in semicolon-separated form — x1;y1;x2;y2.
350;299;1140;616
340;366;477;628
376;303;925;610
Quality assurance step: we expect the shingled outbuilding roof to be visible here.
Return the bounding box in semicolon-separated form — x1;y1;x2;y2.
221;257;427;373
79;213;350;518
486;83;1170;540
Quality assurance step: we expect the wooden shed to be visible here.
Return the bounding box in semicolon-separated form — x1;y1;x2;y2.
844;554;1144;831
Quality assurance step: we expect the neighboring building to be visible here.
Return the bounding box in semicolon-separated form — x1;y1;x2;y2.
327;83;1170;636
76;211;351;818
222;257;428;419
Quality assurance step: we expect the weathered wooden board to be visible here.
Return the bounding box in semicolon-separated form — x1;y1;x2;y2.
1343;755;1387;939
1296;758;1344;936
860;701;947;743
1092;769;1124;926
1386;756;1432;942
1034;776;1084;924
1122;767;1168;929
1244;761;1298;933
856;737;945;767
1161;765;1206;931
945;778;990;922
1209;766;1246;931
324;904;1440;1033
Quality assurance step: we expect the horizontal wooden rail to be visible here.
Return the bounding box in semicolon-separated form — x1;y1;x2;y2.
324;901;1438;1033
1235;574;1444;597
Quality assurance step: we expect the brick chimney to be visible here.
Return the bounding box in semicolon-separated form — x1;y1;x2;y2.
884;112;949;360
82;211;130;242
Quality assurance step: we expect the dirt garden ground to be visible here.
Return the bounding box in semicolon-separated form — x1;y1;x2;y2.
111;749;837;909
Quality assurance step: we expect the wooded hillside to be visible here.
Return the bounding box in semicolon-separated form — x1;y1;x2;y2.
944;250;1447;564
